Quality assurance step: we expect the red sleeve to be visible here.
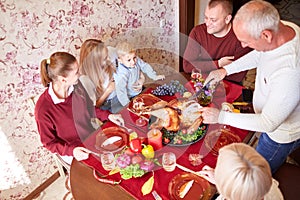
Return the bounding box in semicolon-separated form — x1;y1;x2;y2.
183;25;217;74
34;91;86;156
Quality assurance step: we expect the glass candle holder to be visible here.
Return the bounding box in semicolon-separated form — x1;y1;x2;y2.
147;129;163;151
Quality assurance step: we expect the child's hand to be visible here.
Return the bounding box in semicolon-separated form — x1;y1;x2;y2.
155;74;165;80
138;73;145;85
132;82;143;92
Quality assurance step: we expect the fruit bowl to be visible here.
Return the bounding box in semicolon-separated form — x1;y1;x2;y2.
112;147;160;180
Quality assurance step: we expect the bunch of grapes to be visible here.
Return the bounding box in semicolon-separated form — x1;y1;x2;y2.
152;80;187;96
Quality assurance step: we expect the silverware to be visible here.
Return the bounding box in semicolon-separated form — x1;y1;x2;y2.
81;147;101;157
176;163;202;176
176;163;215;184
125;122;147;134
152;190;162;200
203;78;215;90
108;114;134;133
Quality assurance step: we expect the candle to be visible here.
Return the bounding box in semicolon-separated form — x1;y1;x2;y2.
147;129;163;151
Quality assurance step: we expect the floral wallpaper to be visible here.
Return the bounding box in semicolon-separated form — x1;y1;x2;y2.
0;0;178;199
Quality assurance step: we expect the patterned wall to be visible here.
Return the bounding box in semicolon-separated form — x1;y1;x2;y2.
0;0;178;199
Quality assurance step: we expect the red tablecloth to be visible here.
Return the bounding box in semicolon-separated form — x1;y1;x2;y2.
185;80;244;104
79;85;248;200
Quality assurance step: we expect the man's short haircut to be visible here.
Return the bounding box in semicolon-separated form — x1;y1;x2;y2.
208;0;233;15
234;0;280;39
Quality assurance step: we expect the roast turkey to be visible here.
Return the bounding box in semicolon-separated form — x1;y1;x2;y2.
144;99;203;132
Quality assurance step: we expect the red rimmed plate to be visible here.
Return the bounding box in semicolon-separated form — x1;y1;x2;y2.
95;126;129;153
127;93;162;119
168;173;213;200
204;127;241;155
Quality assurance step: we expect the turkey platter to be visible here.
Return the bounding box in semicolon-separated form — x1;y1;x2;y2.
144;98;207;145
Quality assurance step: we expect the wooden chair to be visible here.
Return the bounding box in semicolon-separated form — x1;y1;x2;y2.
30;95;70;178
273;147;300;200
25;96;72;199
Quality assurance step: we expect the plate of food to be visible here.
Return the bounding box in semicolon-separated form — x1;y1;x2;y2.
161;124;208;146
168;173;213;200
204;127;241;155
95;126;129;153
127;93;165;120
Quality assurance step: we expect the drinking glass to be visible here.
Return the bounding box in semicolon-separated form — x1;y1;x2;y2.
191;68;202;82
100;152;116;171
162;152;176;172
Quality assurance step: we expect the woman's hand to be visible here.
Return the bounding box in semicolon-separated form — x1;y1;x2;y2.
199;107;220;124
107;80;115;93
73;147;90;161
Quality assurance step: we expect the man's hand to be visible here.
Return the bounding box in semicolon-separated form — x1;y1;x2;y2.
203;68;227;86
218;56;234;67
199;107;220;124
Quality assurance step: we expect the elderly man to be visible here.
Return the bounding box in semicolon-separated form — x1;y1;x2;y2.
183;0;252;84
201;0;300;174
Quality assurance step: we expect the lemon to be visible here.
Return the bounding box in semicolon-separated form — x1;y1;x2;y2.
129;132;138;141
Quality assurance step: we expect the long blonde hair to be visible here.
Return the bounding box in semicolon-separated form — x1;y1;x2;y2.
79;39;115;98
40;52;77;87
215;143;272;200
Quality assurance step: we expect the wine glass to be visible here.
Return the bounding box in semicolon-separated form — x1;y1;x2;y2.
191;68;202;82
135;114;147;127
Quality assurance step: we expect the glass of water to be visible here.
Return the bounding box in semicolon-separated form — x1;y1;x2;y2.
162;152;176;172
100;152;115;171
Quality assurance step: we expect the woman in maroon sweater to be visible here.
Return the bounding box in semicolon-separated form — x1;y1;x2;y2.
35;52;96;163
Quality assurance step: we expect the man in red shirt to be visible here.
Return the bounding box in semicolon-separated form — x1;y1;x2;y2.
183;0;252;84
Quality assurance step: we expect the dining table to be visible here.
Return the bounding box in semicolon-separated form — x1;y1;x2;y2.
70;73;252;200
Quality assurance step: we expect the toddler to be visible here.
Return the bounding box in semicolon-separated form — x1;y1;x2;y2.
113;41;165;108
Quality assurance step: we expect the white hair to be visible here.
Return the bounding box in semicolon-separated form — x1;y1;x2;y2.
234;0;280;39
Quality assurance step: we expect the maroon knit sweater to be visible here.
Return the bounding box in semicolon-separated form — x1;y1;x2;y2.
35;81;97;156
183;23;252;83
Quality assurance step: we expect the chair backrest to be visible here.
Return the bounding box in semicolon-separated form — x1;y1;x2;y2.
289;147;300;165
30;94;70;177
273;147;300;200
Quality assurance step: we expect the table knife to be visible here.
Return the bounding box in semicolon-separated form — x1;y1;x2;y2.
176;164;215;184
188;78;215;100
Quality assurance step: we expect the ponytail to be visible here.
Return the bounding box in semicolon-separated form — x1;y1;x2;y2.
40;52;77;87
40;59;51;87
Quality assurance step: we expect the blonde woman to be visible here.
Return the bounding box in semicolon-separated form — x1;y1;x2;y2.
199;143;283;200
79;39;117;114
